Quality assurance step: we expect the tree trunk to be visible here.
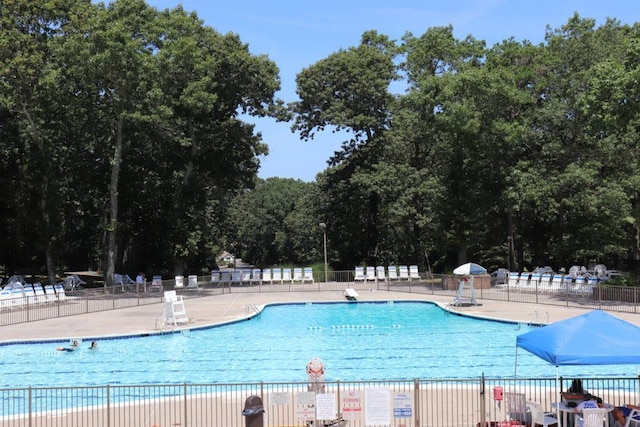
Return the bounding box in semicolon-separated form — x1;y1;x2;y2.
105;115;124;287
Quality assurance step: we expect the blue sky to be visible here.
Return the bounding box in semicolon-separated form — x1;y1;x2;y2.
146;0;640;182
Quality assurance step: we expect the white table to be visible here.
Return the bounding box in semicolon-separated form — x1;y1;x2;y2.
552;402;614;427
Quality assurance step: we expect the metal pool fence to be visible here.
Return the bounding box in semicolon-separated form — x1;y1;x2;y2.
1;377;639;427
1;270;639;327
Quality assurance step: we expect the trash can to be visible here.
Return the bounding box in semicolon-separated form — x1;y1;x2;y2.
242;395;264;427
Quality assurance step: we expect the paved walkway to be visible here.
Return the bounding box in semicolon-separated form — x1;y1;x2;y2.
2;289;640;343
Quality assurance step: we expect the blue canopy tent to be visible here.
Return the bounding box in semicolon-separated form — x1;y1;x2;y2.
516;310;640;367
516;310;640;420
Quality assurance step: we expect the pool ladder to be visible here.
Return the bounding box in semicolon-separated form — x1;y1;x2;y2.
245;304;259;315
531;310;549;324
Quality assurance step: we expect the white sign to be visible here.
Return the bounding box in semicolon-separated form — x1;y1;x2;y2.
341;390;363;421
393;392;413;418
365;388;390;426
316;393;336;420
270;392;290;406
296;391;316;421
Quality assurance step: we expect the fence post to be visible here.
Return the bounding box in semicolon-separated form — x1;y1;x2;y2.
480;374;486;427
183;382;188;427
414;379;419;427
28;387;32;427
106;385;110;427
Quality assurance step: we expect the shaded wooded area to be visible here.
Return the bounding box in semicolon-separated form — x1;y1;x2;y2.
2;1;639;281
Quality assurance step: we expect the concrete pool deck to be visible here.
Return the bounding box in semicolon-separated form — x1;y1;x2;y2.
1;289;640;343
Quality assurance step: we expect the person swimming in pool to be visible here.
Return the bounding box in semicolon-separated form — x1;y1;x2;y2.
57;340;79;352
88;341;97;350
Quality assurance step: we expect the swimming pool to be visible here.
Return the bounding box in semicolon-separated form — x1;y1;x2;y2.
0;301;633;388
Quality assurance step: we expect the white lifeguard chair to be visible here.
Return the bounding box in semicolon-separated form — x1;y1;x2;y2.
163;290;189;326
451;276;478;306
306;357;326;393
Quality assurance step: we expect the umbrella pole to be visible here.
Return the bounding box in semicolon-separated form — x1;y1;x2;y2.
556;365;565;427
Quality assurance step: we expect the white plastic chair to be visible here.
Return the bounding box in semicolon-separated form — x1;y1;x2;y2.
504;392;527;424
354;266;366;282
577;407;607;427
526;400;558;427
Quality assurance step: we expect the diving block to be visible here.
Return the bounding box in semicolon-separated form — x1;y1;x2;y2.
344;288;359;301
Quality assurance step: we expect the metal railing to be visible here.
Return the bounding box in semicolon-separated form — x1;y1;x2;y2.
1;377;638;427
1;271;639;327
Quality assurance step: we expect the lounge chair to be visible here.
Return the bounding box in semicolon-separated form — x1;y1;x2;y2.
53;283;67;301
550;274;563;293
528;273;541;291
302;267;314;283
398;265;409;280
22;285;35;305
0;288;12;310
149;275;163;292
115;274;134;292
354;266;366;282
44;284;57;303
293;267;304;283
622;405;640;427
241;269;252;285
365;266;376;282
210;271;220;286
251;269;262;285
409;265;420;281
33;283;47;304
174;275;185;289
231;270;242;285
282;268;292;283
388;266;398;281
186;275;199;290
376;266;386;282
344;288;359;301
220;271;231;285
272;268;282;284
507;272;520;289
539;274;552;293
262;268;273;284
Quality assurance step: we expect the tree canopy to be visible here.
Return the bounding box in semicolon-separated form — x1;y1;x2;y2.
1;5;639;279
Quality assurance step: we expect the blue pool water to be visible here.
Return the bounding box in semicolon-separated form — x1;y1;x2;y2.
0;301;634;388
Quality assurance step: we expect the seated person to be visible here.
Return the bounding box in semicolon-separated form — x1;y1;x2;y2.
573;394;600;412
57;340;79;352
610;404;640;427
568;379;585;394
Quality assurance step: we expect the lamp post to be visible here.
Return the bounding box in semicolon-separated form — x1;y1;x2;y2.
319;223;328;283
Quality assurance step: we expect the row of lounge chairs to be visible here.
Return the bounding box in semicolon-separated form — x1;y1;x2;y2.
0;282;67;310
354;265;421;282
502;272;600;295
210;267;315;286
